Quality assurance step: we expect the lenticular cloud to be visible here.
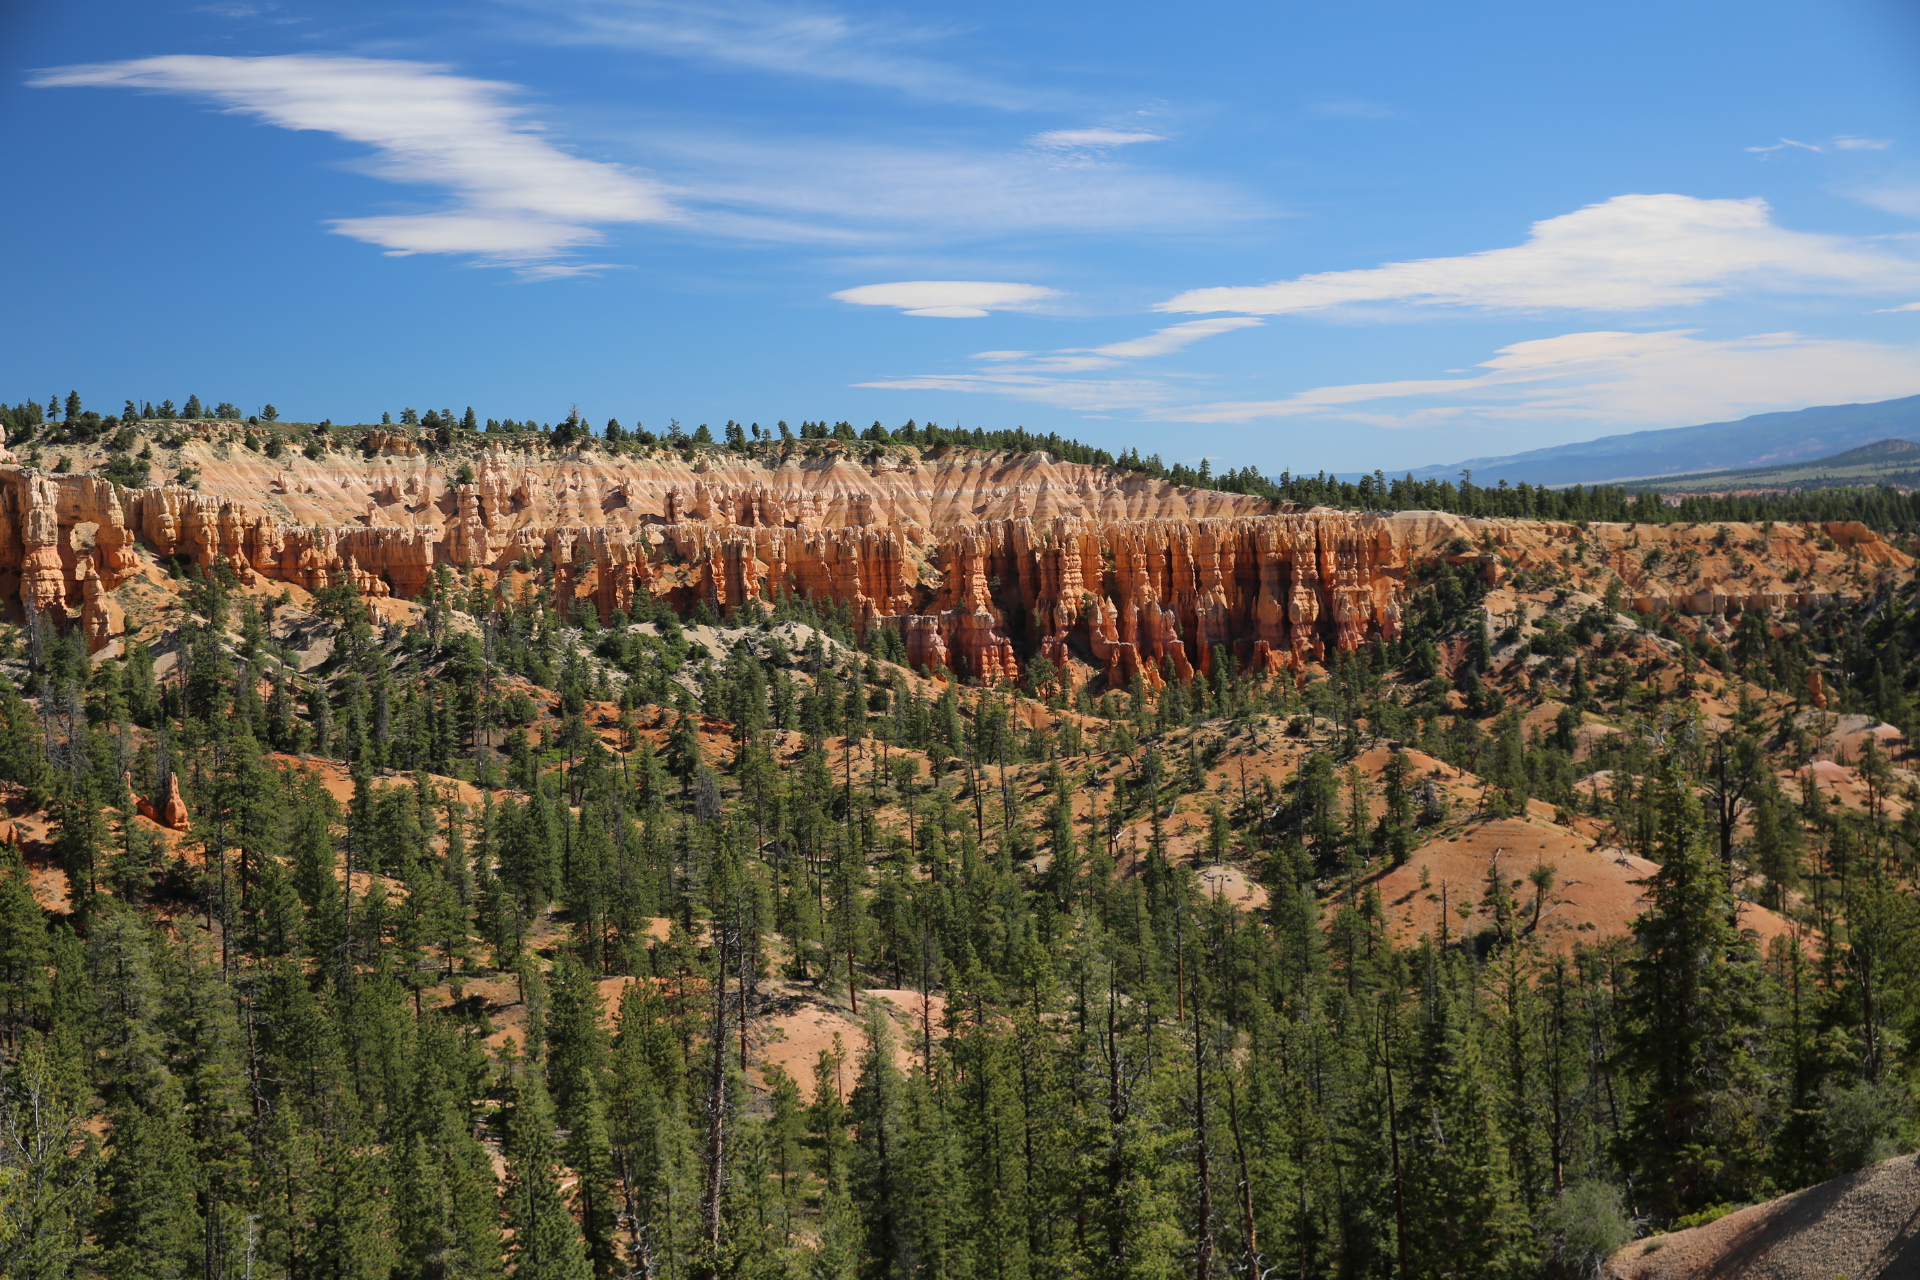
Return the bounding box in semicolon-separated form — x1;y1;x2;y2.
831;280;1059;317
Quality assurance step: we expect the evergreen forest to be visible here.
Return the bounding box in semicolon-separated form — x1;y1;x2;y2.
1;423;1919;1280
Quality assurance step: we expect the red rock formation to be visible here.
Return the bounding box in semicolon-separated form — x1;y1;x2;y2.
19;474;66;617
138;775;189;831
362;429;423;457
0;455;1418;686
900;615;951;673
78;560;123;653
7;440;1900;693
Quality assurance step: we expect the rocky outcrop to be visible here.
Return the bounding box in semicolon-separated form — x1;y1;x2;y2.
137;775;189;831
1605;1151;1920;1280
616;511;1403;685
78;560;122;654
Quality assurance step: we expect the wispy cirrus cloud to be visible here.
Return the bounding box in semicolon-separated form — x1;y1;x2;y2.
1748;134;1892;154
1022;126;1166;171
496;0;1051;109
34;55;1252;269
1847;178;1920;220
856;369;1179;413
855;316;1261;405
31;55;678;270
644;129;1259;243
1072;316;1260;360
1158;193;1920;317
964;317;1263;370
1029;127;1163;149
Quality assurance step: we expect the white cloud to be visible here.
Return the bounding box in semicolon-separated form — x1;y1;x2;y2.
1029;128;1163;149
1848;180;1920;220
497;0;1049;109
856;370;1177;412
1876;302;1920;313
832;280;1058;317
1162;330;1920;427
31;55;677;267
1085;317;1261;359
1750;135;1893;154
332;213;609;257
959;317;1264;372
651;131;1259;242
856;316;1261;402
856;327;1920;433
33;54;1258;265
1157;193;1920;316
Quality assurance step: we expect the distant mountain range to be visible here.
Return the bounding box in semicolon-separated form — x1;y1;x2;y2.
1396;394;1920;488
1624;437;1920;494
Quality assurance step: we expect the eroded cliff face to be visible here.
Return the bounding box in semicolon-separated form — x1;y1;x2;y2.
0;443;1415;684
166;438;1279;531
2;438;1903;686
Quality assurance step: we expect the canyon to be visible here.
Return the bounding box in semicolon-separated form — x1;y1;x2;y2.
0;426;1906;688
6;424;1920;1280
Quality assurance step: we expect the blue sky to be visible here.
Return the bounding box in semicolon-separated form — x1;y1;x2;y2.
6;0;1920;474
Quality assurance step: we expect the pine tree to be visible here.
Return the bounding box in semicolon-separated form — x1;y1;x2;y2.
501;1064;592;1280
1380;748;1417;863
564;1075;621;1279
163;943;252;1274
1749;787;1804;911
97;1078;203;1280
0;1033;97;1280
309;1136;396;1280
0;849;49;1046
950;1017;1029;1278
812;1182;861;1280
849;1011;908;1274
765;1062;805;1214
546;957;609;1123
122;643;161;728
53;779;106;919
392;1023;503;1280
1618;761;1766;1221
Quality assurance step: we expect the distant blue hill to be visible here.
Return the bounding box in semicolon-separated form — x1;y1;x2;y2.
1392;394;1920;488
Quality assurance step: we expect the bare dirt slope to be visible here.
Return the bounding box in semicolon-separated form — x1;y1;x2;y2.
1368;814;1800;955
1606;1154;1920;1279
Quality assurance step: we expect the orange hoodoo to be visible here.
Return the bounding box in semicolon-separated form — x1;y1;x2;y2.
0;451;1417;687
138;775;190;831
